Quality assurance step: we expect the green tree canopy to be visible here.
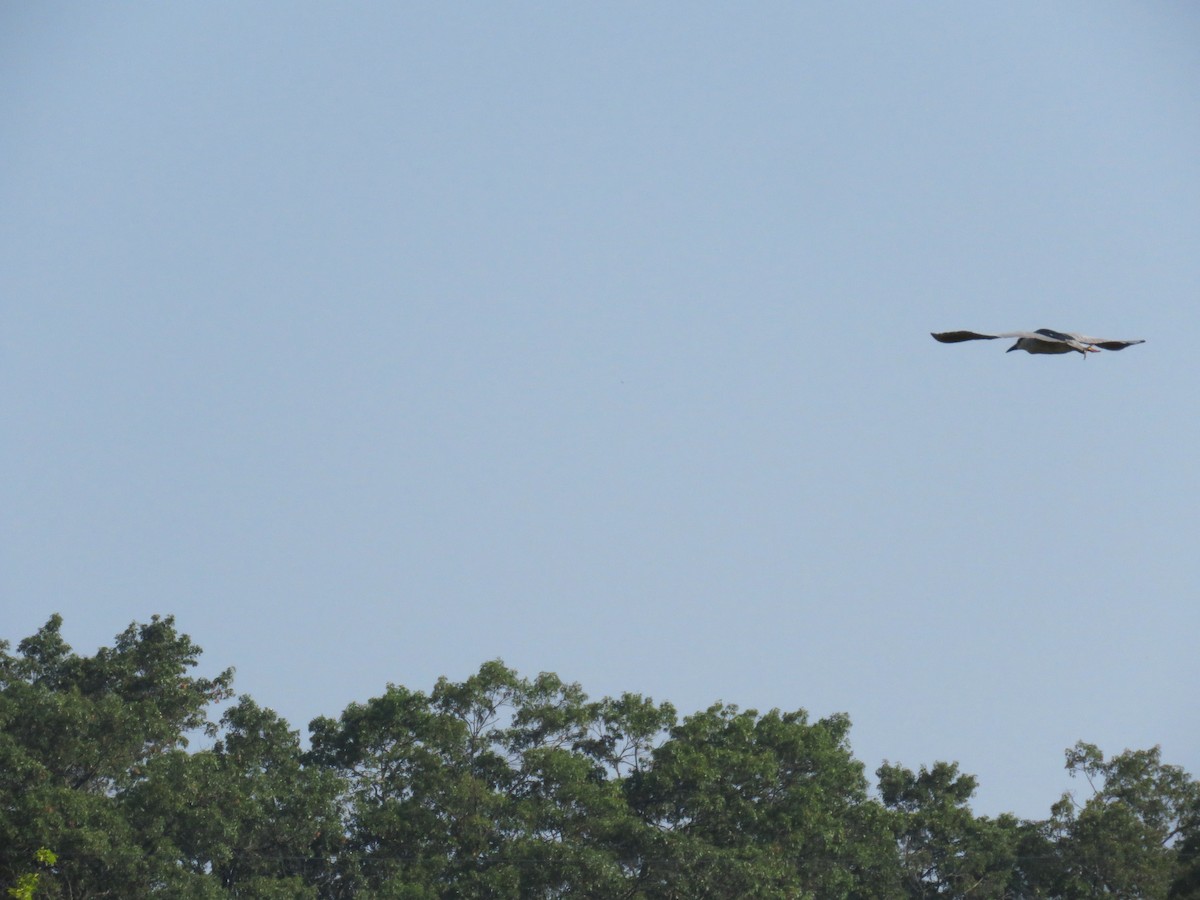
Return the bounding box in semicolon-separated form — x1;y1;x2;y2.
2;615;1197;899
0;615;234;897
1039;742;1200;898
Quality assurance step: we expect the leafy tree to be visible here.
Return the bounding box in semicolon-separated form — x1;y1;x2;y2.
629;703;902;898
498;674;675;897
5;615;1200;899
0;615;233;897
878;760;1023;898
124;696;343;898
308;661;679;897
308;662;528;896
1169;792;1200;898
1039;742;1200;898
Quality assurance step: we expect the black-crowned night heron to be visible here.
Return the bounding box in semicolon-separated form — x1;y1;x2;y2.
932;329;1145;357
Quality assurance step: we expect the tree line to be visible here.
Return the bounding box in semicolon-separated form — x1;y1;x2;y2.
1;614;1197;898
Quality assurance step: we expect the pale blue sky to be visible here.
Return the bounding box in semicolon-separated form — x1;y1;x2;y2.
3;3;1198;819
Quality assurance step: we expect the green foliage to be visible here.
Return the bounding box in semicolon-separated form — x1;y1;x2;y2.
124;696;342;897
878;760;1023;897
1035;741;1200;898
630;704;901;898
306;659;679;896
2;615;1197;898
5;874;37;900
0;615;234;897
5;849;56;900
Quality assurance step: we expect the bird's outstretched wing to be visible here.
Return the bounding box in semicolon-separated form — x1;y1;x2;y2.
932;330;1024;343
1067;335;1146;351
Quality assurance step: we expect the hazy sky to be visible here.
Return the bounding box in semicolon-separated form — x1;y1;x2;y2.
4;3;1198;820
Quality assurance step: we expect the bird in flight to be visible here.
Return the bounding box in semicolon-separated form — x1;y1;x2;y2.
931;328;1145;357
